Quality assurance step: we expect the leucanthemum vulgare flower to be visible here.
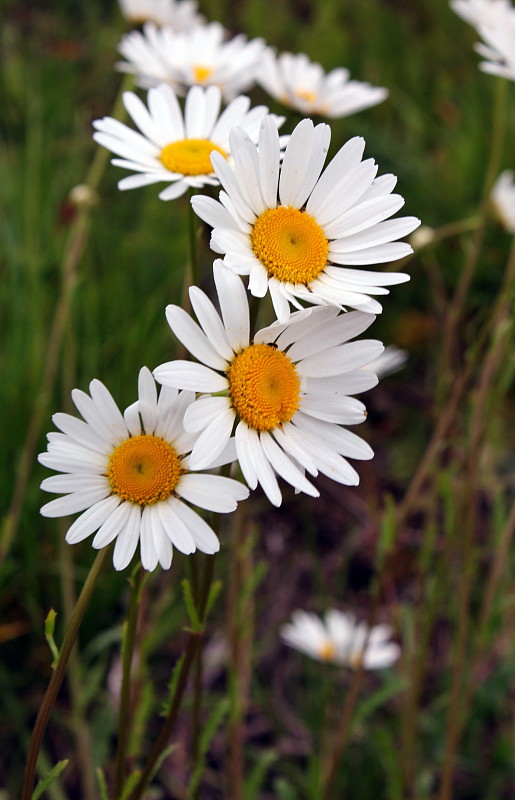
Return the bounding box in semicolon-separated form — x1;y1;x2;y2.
257;49;388;119
39;367;249;571
118;0;203;30
153;261;382;507
491;170;515;232
93;84;282;201
192;117;420;322
117;21;266;100
451;0;515;80
280;609;401;669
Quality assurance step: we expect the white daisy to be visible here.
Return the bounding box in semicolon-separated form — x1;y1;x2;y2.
451;0;515;80
450;0;513;30
117;21;266;100
118;0;203;30
257;49;388;119
280;609;401;669
153;261;382;508
192;117;420;322
491;170;515;232
39;367;249;572
93;84;281;201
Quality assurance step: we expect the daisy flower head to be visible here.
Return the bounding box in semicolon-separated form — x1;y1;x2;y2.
93;84;281;201
491;170;515;232
153;261;383;508
192;117;420;322
118;0;203;30
258;49;388;119
117;21;266;100
451;0;515;80
39;367;249;572
280;609;401;669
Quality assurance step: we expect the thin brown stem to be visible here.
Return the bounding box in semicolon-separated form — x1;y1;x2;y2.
22;547;110;800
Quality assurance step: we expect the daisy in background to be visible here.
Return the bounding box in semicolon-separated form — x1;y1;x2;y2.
451;0;515;81
117;21;266;100
491;170;515;232
93;84;282;201
280;609;401;669
39;367;249;572
153;261;383;508
192;117;420;322
257;49;388;119
118;0;203;30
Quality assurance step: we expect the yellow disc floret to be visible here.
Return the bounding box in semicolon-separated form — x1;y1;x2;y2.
160;139;226;176
294;88;317;105
318;641;336;662
227;343;301;432
107;435;182;506
251;206;329;285
193;65;214;84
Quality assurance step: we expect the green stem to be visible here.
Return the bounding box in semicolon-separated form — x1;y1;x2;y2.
115;563;145;799
127;554;217;800
21;547;110;800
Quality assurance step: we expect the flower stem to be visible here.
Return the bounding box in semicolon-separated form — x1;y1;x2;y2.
127;554;217;800
114;563;145;798
21;547;110;800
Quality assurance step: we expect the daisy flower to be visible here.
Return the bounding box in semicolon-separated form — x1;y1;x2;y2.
451;0;515;80
39;367;249;572
153;261;383;508
118;0;203;30
257;49;388;119
117;21;266;100
192;117;420;322
491;170;515;232
93;84;281;201
280;609;401;669
450;0;513;30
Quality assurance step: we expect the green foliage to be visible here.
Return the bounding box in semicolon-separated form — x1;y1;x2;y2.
31;761;69;800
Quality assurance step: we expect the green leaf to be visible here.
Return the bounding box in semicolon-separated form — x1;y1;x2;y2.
95;767;109;800
44;609;60;668
204;578;223;619
244;750;277;800
187;698;230;796
162;653;186;715
31;760;69;800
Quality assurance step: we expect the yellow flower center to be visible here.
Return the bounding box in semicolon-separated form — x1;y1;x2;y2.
294;88;317;104
160;139;226;176
193;64;214;83
227;344;301;432
107;435;182;506
319;641;336;662
251;206;329;285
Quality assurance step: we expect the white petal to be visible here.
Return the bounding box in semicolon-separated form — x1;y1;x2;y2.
165;304;229;370
260;433;319;497
40;474;109;494
157;500;196;554
89;380;128;440
51;413;110;455
298;340;384;377
235;421;258;489
183;396;232;432
112;504;142;570
189;286;234;361
41;486;111;518
176;473;247;512
139;506;159;571
188;408;236;470
138;366;158;434
65;496;121;544
244;427;282;507
168;498;220;554
92;500;133;548
153;360;228;393
213;260;250;351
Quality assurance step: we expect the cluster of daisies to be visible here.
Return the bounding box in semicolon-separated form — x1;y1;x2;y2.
38;0;514;670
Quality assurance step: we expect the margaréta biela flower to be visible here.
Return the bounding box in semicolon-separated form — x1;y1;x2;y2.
258;49;388;119
117;21;266;99
118;0;203;30
153;261;382;507
280;609;401;669
192;117;420;322
451;0;515;81
39;367;249;571
93;84;281;200
491;170;515;232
